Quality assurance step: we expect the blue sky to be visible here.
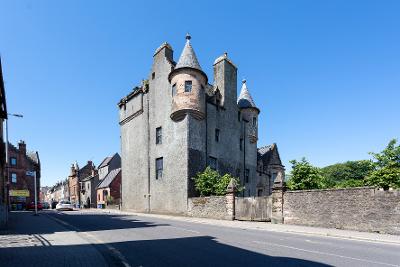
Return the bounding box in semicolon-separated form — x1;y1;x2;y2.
1;1;399;186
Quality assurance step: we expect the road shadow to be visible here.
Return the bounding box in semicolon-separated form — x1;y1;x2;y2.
5;211;168;235
0;235;332;267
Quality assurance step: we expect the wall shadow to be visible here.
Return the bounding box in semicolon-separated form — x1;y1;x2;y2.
0;235;332;267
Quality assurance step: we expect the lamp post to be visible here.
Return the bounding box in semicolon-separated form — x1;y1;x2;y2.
5;113;23;215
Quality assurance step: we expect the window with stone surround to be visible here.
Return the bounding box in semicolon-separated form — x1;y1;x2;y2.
252;117;257;126
10;157;17;166
208;157;217;170
11;173;17;183
184;81;192;92
215;129;220;142
172;83;176;96
156;157;163;179
156;127;162;144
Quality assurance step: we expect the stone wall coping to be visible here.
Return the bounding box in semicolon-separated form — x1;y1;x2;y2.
285;186;379;194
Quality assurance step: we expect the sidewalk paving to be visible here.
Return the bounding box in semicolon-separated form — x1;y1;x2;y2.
0;211;108;267
81;208;400;245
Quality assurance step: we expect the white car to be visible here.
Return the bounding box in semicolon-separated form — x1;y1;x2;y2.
56;200;74;211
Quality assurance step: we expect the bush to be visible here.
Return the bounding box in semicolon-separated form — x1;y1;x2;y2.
192;167;242;196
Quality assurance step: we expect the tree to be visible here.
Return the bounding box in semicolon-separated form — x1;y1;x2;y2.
287;158;326;190
365;139;400;190
320;160;374;188
192;167;242;196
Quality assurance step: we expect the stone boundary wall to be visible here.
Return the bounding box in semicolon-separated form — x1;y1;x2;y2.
187;196;231;220
283;187;400;234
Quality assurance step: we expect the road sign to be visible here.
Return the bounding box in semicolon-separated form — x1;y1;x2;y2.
26;171;35;176
9;189;30;197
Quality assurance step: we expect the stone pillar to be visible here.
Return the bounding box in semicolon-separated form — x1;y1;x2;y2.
225;178;236;221
271;171;285;224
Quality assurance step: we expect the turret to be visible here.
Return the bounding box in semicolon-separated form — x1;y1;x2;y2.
169;34;207;121
237;79;260;143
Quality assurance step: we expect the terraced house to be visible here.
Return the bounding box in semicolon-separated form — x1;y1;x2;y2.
118;35;284;214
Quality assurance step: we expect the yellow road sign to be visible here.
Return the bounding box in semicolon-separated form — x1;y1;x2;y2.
9;190;30;197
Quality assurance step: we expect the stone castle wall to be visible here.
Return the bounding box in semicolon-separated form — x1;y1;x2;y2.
187;196;232;220
283;187;400;234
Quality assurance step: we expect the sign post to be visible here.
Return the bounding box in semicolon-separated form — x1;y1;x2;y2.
26;171;37;216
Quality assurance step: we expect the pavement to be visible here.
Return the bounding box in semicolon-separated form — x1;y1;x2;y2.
1;210;399;267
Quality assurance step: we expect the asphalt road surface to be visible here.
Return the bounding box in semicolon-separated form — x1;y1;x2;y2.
2;210;399;267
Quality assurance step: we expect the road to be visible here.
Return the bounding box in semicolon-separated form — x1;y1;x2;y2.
1;210;399;267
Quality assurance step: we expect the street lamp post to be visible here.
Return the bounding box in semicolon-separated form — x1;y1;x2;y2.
5;113;23;215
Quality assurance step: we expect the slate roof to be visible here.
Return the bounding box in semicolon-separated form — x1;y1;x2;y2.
237;79;259;111
257;143;282;166
175;34;202;71
27;151;40;165
82;174;98;182
97;168;121;189
98;156;112;169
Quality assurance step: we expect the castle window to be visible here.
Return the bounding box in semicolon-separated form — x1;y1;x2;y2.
238;111;241;122
10;157;17;166
11;173;17;183
172;84;176;96
245;169;250;183
208;157;217;170
215;129;220;142
252;117;257;126
236;168;241;178
156;157;163;179
152;72;155;79
257;189;263;197
240;138;243;151
156;127;162;144
184;81;192;92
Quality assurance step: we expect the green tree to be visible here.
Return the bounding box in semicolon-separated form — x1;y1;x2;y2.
320;160;374;188
192;167;242;196
287;158;325;190
365;139;400;190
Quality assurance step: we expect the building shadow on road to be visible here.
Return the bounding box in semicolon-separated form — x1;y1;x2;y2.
0;235;332;267
5;211;169;235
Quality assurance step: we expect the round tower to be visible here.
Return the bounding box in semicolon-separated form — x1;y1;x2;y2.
237;79;260;143
169;34;208;121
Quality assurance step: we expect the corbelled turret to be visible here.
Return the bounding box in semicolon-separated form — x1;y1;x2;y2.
238;79;260;143
169;34;207;121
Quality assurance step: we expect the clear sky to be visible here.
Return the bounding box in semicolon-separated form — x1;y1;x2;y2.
1;1;399;186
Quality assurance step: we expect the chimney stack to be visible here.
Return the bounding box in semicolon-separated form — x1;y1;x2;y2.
18;140;26;155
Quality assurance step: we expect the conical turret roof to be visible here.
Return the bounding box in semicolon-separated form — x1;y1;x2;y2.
237;79;259;111
175;33;202;71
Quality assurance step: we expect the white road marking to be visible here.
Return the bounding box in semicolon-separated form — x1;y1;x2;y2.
253;241;399;267
48;214;132;267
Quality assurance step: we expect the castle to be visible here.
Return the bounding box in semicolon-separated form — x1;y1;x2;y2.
118;35;284;214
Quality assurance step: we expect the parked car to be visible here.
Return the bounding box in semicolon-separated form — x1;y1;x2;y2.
26;202;43;210
56;200;74;211
42;202;50;209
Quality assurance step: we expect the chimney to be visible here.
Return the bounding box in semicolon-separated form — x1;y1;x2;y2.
18;140;26;155
70;164;76;176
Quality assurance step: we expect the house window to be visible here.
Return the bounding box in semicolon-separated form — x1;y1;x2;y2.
11;173;17;183
253;117;257;126
238;111;241;122
245;169;250;183
87;183;89;190
184;81;192;92
236;168;241;178
152;72;155;79
215;129;220;142
10;157;17;166
172;83;176;96
272;172;277;183
240;138;243;151
156;127;162;144
208;157;217;170
156;157;163;179
257;189;263;197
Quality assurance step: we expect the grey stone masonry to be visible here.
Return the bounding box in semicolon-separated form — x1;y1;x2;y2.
283;187;400;235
